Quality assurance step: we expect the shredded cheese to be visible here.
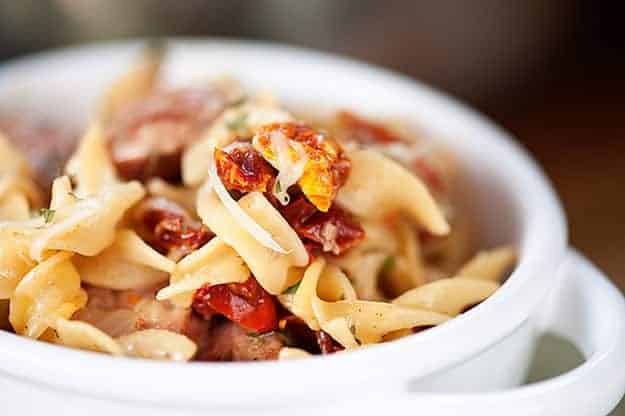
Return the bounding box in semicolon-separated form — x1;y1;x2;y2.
207;145;289;254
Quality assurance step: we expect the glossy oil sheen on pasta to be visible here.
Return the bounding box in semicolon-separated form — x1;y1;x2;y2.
0;46;516;362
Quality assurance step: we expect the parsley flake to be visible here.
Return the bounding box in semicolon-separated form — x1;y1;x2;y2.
225;113;248;132
380;255;396;276
283;280;302;295
38;208;56;223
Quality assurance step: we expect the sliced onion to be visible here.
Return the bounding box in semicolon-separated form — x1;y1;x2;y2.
207;145;289;254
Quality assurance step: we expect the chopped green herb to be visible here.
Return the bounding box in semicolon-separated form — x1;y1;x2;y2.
283;280;302;295
225;113;248;132
38;208;56;223
380;255;396;275
275;180;282;194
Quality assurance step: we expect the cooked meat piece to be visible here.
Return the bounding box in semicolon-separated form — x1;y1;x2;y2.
76;285;212;347
0;115;76;194
133;298;213;353
73;308;140;338
192;276;278;333
133;196;213;261
134;298;198;334
197;320;283;361
107;87;231;182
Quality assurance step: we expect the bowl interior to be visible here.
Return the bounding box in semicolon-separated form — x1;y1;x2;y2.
0;40;566;406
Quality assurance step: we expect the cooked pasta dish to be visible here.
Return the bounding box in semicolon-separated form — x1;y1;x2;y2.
0;45;515;361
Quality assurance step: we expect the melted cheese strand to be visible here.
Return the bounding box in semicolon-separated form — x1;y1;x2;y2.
206;145;288;254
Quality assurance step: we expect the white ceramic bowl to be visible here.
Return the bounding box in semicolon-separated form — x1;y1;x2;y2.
0;40;623;416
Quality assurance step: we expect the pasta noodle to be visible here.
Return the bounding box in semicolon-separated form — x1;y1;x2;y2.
65;123;119;197
51;319;196;361
53;317;124;355
392;278;500;316
156;237;250;307
197;187;308;295
457;246;517;281
0;132;33;178
0;49;516;362
336;149;450;236
74;229;175;290
0;192;31;221
328;250;387;301
0;133;42;220
9;252;87;339
330;220;425;300
0;230;36;299
278;347;312;360
392;247;515;316
99;42;162;123
313;298;450;345
117;329;197;361
29;177;145;260
281;259;450;347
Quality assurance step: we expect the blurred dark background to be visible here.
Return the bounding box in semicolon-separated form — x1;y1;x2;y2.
0;0;623;289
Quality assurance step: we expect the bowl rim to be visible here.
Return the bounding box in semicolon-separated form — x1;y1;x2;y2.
0;38;567;407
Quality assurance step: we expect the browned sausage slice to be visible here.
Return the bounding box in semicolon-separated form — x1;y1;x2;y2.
107;86;234;182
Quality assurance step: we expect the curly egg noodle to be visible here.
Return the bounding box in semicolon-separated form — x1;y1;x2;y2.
0;46;516;362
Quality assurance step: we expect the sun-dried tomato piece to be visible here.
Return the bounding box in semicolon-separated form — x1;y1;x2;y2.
108;87;230;182
316;331;345;354
197;320;284;361
278;315;344;354
134;197;213;261
253;122;351;212
280;196;364;255
279;195;318;225
337;111;403;144
192;276;278;333
214;145;276;193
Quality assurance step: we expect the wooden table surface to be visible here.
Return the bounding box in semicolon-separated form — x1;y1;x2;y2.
495;75;625;292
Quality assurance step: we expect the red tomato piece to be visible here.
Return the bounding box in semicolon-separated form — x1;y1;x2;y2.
192;277;278;333
337;111;403;144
